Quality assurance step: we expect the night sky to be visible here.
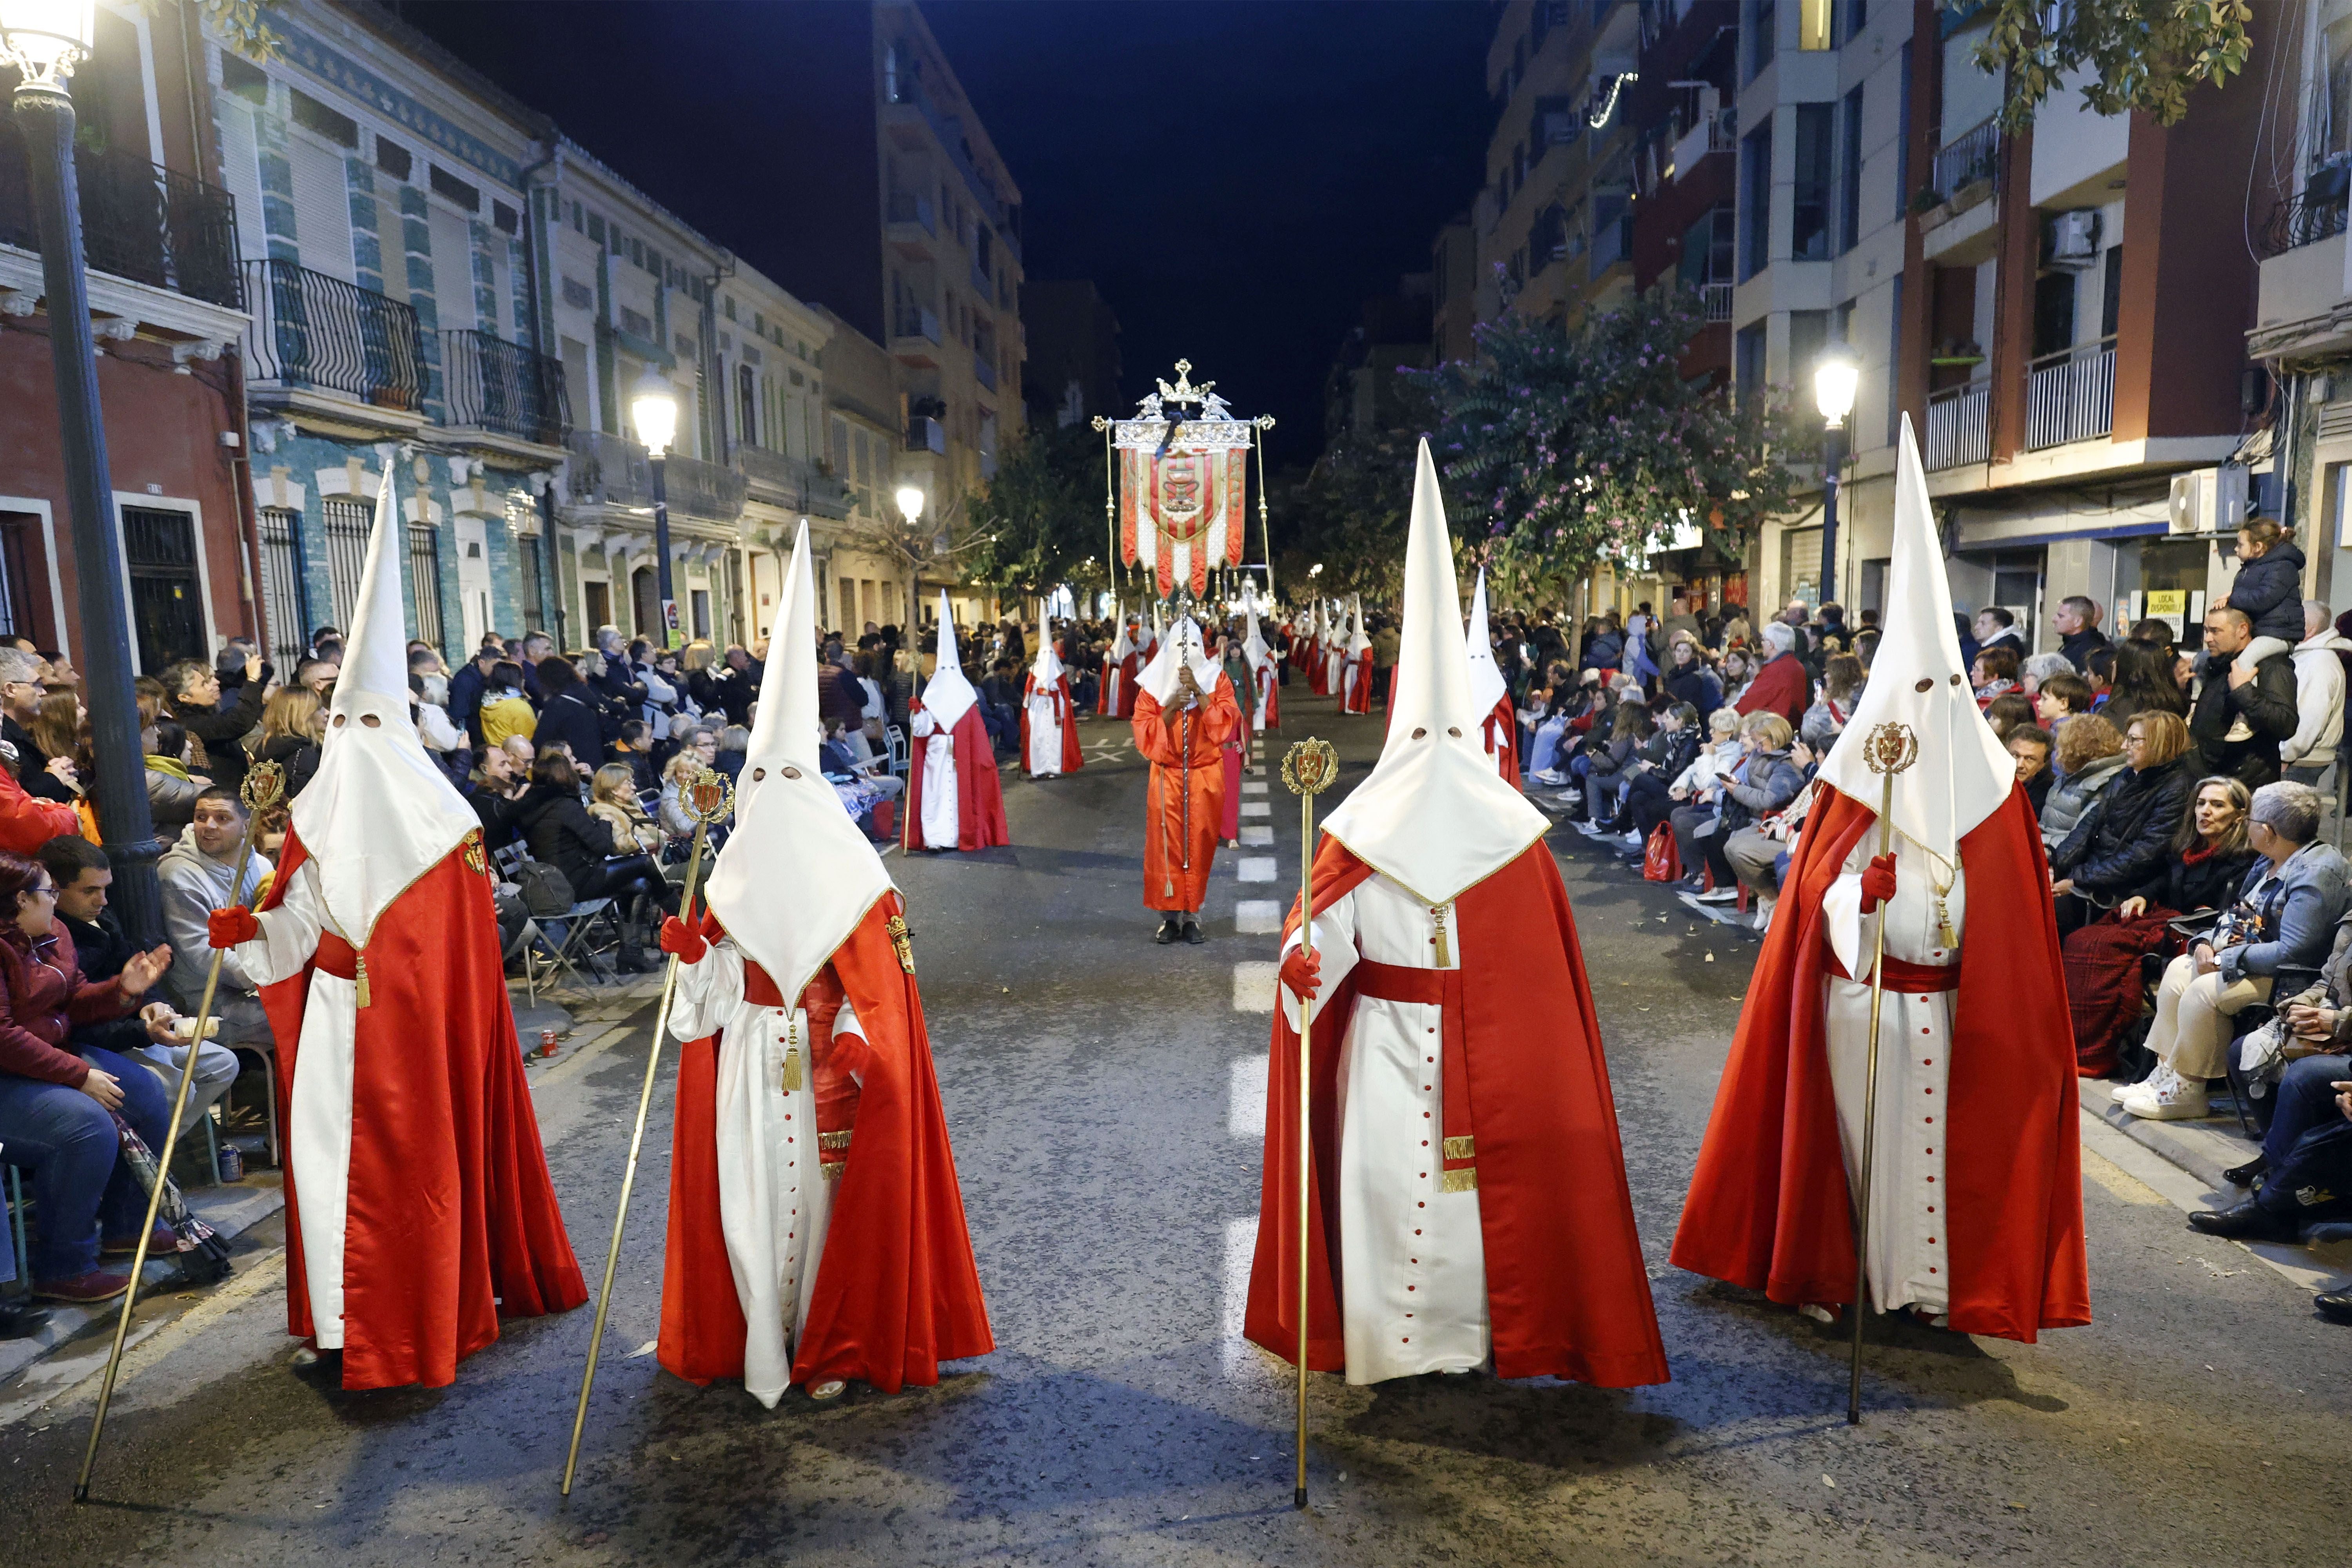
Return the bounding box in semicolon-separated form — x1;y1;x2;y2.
396;0;1496;463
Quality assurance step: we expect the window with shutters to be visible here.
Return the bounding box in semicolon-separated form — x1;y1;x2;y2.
428;203;473;328
288;134;354;282
320;497;372;629
290;89;357;149
428;165;481;213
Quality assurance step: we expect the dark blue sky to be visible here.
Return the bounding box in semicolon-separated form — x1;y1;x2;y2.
397;0;1494;462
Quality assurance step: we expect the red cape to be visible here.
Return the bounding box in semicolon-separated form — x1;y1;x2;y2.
1098;652;1141;718
1020;673;1086;775
1668;786;2089;1341
903;702;1009;851
659;894;993;1394
1483;693;1521;788
258;831;587;1390
1303;639;1324;696
1257;664;1281;730
1244;837;1669;1386
1342;649;1374;714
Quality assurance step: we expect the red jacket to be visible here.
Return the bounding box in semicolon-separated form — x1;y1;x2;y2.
0;766;79;855
0;920;136;1087
1735;651;1809;726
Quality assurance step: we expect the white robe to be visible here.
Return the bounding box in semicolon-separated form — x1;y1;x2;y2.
1024;688;1066;777
1325;650;1345;695
911;709;960;848
1252;662;1275;728
1821;831;1969;1317
233;858;358;1350
668;940;861;1408
1283;871;1489;1384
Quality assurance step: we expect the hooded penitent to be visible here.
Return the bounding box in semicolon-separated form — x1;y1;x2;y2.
1022;597;1083;777
242;459;585;1390
1100;608;1140;718
1129;612;1241;914
1463;568;1518;785
1670;416;2087;1342
902;592;1006;851
1339;595;1374;713
1244;439;1666;1387
1241;588;1278;730
662;522;993;1405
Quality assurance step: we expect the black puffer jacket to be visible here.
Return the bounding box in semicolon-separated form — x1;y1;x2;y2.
2123;842;2259;919
2051;758;2195;897
515;782;620;887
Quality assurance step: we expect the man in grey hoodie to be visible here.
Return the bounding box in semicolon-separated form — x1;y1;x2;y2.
157;787;274;1060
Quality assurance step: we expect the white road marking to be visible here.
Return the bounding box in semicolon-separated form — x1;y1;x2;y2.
1232;961;1278;1012
1236;898;1283;933
1240;801;1270;818
1229;1053;1269;1136
1241;781;1269;795
1241;826;1273;846
1223;1216;1264;1379
1237;857;1277;882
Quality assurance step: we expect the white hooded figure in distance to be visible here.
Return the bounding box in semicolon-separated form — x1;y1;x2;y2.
902;595;1007;851
1022;600;1083;779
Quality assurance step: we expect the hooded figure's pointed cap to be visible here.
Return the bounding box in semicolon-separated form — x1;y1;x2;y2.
1242;588;1269;667
706;522;893;1005
290;457;479;943
1815;415;2012;860
1138;613;1220;704
920;590;978;729
1321;441;1548;905
1464;566;1507;716
1108;604;1134;660
1029;598;1065;683
1347;595;1370;655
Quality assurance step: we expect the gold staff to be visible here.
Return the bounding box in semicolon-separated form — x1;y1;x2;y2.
1848;721;1918;1426
562;766;735;1494
75;760;285;1503
1278;737;1337;1509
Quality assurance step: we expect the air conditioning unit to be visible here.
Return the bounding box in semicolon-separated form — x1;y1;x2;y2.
2169;465;2249;535
2047;209;2102;269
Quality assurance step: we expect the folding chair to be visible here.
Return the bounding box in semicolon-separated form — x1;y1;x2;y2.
885;723;908;780
4;1167;27;1300
493;842;621;993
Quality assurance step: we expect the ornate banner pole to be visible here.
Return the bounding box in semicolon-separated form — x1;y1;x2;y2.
1848;721;1918;1425
563;767;734;1494
1279;737;1337;1508
76;760;285;1503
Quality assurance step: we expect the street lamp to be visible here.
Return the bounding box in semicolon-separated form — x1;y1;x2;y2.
2;0;163;943
630;370;679;647
1813;341;1861;612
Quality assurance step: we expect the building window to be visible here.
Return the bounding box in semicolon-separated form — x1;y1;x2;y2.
1747;0;1777;82
429;165;481;214
1844;0;1868;40
290;88;358;148
1739;120;1773;279
1789;310;1829;425
2100;245;2124;338
320;496;373;631
2033;270;2077;357
256;508;310;671
374;137;411;182
518;532;545;634
1838;86;1865;254
1799;0;1831;50
1792;103;1833;261
737;363;758;447
1736;322;1766;406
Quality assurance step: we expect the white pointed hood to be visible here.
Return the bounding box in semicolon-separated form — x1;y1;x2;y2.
1138;613;1221;705
1108;609;1135;662
1465;567;1507;715
289;459;480;944
1320;442;1550;906
1815;415;2012;858
1242;591;1271;668
1028;599;1065;685
705;521;894;1004
1347;596;1371;656
1148;601;1164;653
918;592;978;730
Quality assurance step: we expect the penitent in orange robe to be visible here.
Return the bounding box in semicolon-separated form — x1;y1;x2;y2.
1131;677;1240;913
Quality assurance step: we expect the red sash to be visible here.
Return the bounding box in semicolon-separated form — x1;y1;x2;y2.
1352;958;1477;1185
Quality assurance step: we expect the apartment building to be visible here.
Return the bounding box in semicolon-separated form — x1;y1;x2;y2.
1;0;254;673
1022;278;1122;427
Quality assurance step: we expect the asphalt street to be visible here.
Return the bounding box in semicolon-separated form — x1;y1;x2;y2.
3;684;2348;1567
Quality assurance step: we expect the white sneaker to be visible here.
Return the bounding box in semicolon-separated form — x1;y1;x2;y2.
1693;886;1741;904
2224;717;2253;743
1619;832;1646;850
1753;898;1776;930
2122;1069;2209;1121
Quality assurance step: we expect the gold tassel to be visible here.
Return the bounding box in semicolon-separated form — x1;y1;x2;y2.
1442;1135;1475;1160
354;954;370;1008
1439;1167;1478;1194
1431;904;1451;969
780;1017;803;1092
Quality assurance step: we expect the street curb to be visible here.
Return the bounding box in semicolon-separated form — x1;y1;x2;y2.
2075;1077;2259;1192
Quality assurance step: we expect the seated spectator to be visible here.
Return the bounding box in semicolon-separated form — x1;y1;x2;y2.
515;750;673;971
1662;635;1722;722
613;719;658;793
1581;699;1651;829
2009;726;2054;816
478;661;537;751
2034;673;2094;730
2051;710;2196;933
1800;653;1864;753
1613;701;1704;853
0;850;177;1302
534;655;608;766
1733;621;1806;725
657;749;715;839
410;670;467;779
1680;711;1801;904
2117;781;2350;1120
2040;714;2129;852
1713;715;1810;917
250;686;324;799
2020;652;2075;695
1717;646;1756;708
156;787;274;1058
1985;692;2037;742
144;716;207;837
2100;637;2190;736
586;762;666;857
1972;644;2022;705
2062;777;2256;1078
160;652;268;795
465;742;530;849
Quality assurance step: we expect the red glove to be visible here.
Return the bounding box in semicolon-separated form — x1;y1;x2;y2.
1859;853;1897;915
207;907;259;949
657;916;707;964
1279;944;1323;1004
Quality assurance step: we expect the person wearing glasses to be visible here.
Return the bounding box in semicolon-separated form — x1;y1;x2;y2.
2047;711;2198;936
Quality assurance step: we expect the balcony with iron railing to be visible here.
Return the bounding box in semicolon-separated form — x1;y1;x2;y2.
1924;381;1991;469
566;430;746;522
440;328;568;448
1931;116;2001;203
1701;281;1733;322
243;258;425;416
0;129;242;310
2025;336;2116;451
733;442;850;518
2258;163;2351;260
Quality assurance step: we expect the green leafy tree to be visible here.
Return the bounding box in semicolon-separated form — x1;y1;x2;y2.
964;421;1109;601
1270;428;1418;602
1406;287;1796;590
1962;0;2252;132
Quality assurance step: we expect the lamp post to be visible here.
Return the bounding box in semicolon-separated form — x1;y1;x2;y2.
895;484;926;632
630;370;679;648
1813;341;1861;612
4;1;163;942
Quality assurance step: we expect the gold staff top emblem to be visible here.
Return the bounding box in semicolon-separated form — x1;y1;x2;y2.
1281;738;1338;799
1864;722;1919;777
886;914;915;974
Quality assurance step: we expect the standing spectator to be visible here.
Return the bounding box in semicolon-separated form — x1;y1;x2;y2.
250;687;325;799
612;719;658;793
2283;599;2349;785
532;655;608;765
590;626;647;711
1662;635;1722;721
1660;593;1702;648
2100;637;2191;737
445;641;501;741
477;661;537;750
1800;653;1864;752
161;653;269;799
2054;595;2111;672
1733;621;1807;726
0;646;73;804
0;851;176;1302
2187;606;2298;789
143;717;206;835
1973;606;2025;659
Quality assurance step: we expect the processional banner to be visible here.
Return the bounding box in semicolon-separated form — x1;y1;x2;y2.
1099;360;1269;598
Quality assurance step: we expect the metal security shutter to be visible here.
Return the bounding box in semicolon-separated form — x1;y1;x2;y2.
288;134;354;282
428;203;474;329
216;98;268;266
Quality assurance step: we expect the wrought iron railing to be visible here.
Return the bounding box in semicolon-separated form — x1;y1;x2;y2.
243;259;425;412
1702;281;1733;322
2025;337;2116;451
566;430;745;521
440;328;568;445
1924;381;1991;469
732;443;850;515
2258;192;2351;259
1931;116;2001;201
0;131;241;309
